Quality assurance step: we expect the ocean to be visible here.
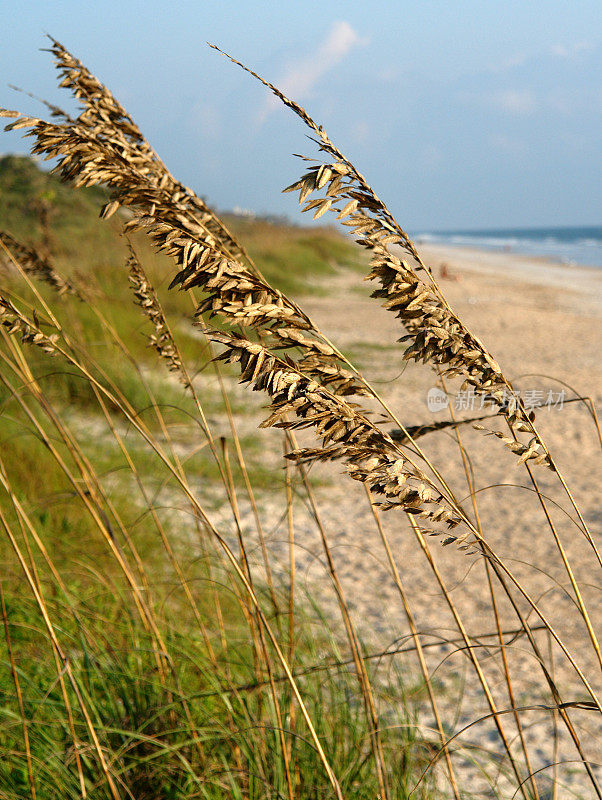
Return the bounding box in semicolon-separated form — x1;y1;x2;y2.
415;225;602;269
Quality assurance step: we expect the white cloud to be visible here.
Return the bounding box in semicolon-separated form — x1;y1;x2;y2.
259;21;366;122
492;89;537;115
550;41;593;59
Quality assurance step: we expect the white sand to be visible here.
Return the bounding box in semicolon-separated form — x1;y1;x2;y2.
222;244;602;798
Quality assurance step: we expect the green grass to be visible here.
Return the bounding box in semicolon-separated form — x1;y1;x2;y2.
0;155;366;382
0;588;436;800
225;214;366;296
0;154;109;244
0;155;442;799
0;398;433;798
1;156;365;301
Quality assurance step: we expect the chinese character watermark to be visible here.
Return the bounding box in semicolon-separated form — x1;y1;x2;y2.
425;387;566;413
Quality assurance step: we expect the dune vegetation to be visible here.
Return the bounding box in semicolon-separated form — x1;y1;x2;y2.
0;38;600;800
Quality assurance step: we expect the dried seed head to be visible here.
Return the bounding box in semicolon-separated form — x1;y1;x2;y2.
127;248;185;381
0;296;60;355
0;231;80;297
210;330;469;546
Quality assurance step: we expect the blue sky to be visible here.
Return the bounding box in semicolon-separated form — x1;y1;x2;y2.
2;1;601;229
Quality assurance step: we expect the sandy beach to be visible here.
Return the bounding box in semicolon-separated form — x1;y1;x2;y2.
217;243;602;797
5;11;600;799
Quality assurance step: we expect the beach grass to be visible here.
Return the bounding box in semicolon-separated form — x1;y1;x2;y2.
0;38;600;800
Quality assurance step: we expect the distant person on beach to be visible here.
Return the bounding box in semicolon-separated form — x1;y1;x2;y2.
439;262;460;281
